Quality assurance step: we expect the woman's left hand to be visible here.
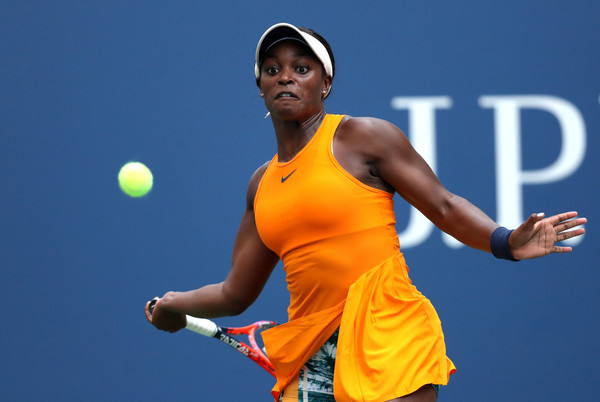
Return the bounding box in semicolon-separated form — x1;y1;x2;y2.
509;211;587;260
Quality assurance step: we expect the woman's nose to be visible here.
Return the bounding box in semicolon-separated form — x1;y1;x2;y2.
278;67;294;85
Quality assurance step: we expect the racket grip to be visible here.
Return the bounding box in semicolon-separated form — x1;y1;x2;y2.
185;315;219;337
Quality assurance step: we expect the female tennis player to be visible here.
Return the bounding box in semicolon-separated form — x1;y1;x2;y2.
145;23;586;402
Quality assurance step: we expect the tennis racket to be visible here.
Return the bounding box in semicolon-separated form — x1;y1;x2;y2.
148;299;278;376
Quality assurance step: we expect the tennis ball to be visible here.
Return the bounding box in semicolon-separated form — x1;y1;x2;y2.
118;162;153;197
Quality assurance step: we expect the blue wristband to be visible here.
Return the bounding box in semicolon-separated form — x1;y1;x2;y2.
490;227;519;261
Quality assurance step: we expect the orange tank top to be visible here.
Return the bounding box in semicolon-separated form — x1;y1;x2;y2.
254;114;399;321
256;115;456;400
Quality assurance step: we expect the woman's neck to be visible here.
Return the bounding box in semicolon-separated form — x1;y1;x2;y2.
272;109;326;162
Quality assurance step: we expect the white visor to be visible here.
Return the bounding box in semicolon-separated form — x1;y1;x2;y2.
254;23;334;80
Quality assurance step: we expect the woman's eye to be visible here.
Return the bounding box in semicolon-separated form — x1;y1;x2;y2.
296;65;309;74
265;66;279;75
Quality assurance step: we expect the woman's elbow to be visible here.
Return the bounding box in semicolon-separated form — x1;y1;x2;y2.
224;298;251;316
220;286;255;316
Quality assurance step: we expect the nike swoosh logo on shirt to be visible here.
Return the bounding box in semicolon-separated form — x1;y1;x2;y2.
281;169;297;183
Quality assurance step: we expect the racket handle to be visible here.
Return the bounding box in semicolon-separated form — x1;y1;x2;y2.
148;299;218;337
185;316;219;337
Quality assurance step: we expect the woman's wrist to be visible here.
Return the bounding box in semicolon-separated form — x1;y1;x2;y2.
490;226;519;261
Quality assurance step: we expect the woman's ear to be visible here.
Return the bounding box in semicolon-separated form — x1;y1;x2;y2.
256;78;264;98
321;75;333;99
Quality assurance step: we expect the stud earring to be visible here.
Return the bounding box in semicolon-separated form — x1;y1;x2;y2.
260;92;264;97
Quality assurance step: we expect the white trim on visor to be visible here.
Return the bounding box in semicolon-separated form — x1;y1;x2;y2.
254;23;334;80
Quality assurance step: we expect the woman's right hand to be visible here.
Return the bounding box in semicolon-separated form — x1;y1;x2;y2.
145;297;187;333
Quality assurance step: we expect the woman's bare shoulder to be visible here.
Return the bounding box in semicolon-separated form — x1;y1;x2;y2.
336;115;410;155
246;160;271;210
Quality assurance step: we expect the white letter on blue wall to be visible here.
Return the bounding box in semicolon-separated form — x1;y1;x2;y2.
391;96;453;248
479;95;586;245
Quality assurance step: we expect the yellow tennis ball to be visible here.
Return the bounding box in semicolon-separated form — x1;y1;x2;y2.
118;162;153;197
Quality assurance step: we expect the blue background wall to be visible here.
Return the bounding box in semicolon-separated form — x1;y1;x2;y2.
1;1;598;401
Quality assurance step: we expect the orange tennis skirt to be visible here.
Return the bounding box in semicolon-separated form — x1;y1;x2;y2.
263;253;456;401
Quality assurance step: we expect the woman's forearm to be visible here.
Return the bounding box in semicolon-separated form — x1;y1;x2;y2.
158;282;245;319
431;194;498;252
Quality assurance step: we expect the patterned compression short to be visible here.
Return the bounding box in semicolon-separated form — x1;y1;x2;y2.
278;328;440;401
279;329;338;401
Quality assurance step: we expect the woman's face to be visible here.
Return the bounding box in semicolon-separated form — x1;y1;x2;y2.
257;40;331;121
